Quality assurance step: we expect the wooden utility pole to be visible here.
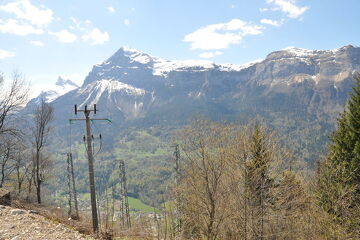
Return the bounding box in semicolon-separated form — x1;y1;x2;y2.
70;104;110;233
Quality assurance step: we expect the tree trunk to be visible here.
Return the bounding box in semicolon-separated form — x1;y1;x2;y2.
36;180;41;204
0;163;5;188
35;149;41;204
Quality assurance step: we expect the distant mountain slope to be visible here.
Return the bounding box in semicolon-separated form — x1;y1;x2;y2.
26;45;360;163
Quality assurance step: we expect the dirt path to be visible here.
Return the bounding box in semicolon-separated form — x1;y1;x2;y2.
0;205;96;240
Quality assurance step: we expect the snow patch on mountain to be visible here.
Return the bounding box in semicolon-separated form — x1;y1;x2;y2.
152;59;216;76
95;47;263;78
282;47;315;57
280;45;356;58
77;79;146;107
219;59;263;72
78;79;145;95
122;46;153;64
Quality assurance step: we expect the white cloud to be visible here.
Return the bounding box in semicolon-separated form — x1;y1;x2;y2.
82;28;109;45
50;29;77;43
30;40;44;46
66;18;110;45
0;0;53;27
124;19;130;26
0;49;15;59
230;4;235;9
108;6;115;13
260;18;284;27
266;0;309;19
0;19;43;35
199;51;223;59
184;19;263;50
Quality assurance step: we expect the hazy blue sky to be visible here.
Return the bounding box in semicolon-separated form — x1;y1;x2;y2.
0;0;359;93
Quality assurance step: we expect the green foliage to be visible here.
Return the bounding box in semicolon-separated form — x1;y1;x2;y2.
113;129;173;206
128;196;158;212
317;75;360;237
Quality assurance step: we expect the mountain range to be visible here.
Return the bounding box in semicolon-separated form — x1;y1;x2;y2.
27;44;360;163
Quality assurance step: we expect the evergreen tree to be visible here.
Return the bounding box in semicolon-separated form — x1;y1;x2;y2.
317;74;360;236
245;124;275;240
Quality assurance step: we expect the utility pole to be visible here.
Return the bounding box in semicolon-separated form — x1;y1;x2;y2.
70;153;79;219
70;104;110;233
119;159;131;228
171;144;181;235
66;153;73;218
65;151;78;219
172;144;181;179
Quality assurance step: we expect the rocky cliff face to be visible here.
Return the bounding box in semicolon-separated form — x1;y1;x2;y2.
74;45;360;120
26;45;360;162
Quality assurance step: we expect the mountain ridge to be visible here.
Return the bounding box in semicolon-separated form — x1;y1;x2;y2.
24;44;360;163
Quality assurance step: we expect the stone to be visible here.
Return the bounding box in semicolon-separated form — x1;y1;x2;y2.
0;188;11;205
10;209;26;215
28;210;38;214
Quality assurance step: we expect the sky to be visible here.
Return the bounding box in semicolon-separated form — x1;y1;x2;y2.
0;0;360;96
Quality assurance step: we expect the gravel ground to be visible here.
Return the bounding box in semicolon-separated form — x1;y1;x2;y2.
0;205;96;240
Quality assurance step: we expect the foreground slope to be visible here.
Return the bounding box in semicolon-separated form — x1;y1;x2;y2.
0;205;95;240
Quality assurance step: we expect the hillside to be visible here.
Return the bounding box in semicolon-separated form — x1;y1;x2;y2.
21;45;360;206
29;45;360;161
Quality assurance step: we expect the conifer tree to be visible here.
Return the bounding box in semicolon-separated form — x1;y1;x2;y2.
317;74;360;236
245;124;274;240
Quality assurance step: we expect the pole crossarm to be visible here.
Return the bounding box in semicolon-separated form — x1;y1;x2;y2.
69;118;111;122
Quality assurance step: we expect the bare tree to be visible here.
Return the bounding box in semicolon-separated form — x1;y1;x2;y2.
14;147;31;195
175;119;233;240
0;70;29;194
0;136;16;188
31;99;54;204
0;70;29;137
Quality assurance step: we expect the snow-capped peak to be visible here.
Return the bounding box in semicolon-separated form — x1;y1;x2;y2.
152;59;215;76
55;76;79;88
121;46;154;64
32;76;79;103
281;47;315;57
280;45;356;57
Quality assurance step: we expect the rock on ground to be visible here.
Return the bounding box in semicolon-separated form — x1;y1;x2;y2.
0;189;11;205
0;205;96;240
